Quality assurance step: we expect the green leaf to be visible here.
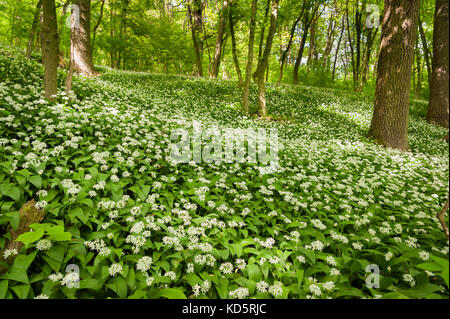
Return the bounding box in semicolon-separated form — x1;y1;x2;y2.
46;225;72;241
15;229;44;245
4;252;37;284
128;289;146;299
247;264;261;282
0;280;8;299
29;175;42;189
160;288;187;299
440;267;449;288
430;256;450;268
106;277;127;298
0;183;21;201
382;292;410;299
416;262;445;272
11;284;30;299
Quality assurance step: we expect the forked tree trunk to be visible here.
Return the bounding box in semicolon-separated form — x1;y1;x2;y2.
72;0;98;76
368;0;420;151
253;0;279;118
42;0;58;100
26;0;43;59
210;0;229;78
426;0;449;128
242;0;258;113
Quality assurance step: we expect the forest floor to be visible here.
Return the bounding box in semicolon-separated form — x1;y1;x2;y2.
0;48;449;299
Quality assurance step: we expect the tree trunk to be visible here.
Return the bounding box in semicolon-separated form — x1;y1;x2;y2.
72;0;97;76
307;16;317;71
242;0;258;113
229;0;243;87
278;10;303;84
188;0;204;76
322;3;338;69
253;0;280;118
258;0;271;61
293;2;319;85
414;42;422;99
360;26;377;89
368;0;420;151
42;0;58;100
332;16;345;81
418;18;432;84
26;0;43;59
92;0;105;54
427;0;449;128
210;0;229;78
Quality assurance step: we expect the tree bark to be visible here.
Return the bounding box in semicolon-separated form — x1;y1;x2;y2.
322;2;339;69
253;0;280;118
92;0;105;54
332;16;345;81
258;0;271;61
42;0;58;100
418;18;432;84
278;9;303;84
242;0;258;113
210;0;229;78
26;0;43;59
229;0;243;87
368;0;420;151
188;0;204;76
72;0;98;76
360;26;377;89
414;42;422;99
427;0;449;128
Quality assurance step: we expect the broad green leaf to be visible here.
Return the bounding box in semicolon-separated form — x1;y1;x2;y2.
15;229;44;245
160;288;187;299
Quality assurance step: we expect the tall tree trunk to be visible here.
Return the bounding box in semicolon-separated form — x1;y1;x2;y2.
92;0;105;54
66;4;77;93
26;0;43;59
188;0;204;76
418;18;432;84
253;0;280;118
368;0;420;151
293;2;319;85
293;27;308;85
210;0;229;78
229;0;243;87
42;0;58;100
258;0;271;60
427;0;449;128
278;9;303;84
332;16;345;81
242;0;258;113
414;42;422;99
72;0;97;76
322;3;338;69
360;26;377;89
307;16;317;71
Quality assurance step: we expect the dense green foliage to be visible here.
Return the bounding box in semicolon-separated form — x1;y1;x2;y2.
0;0;436;95
0;48;448;299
